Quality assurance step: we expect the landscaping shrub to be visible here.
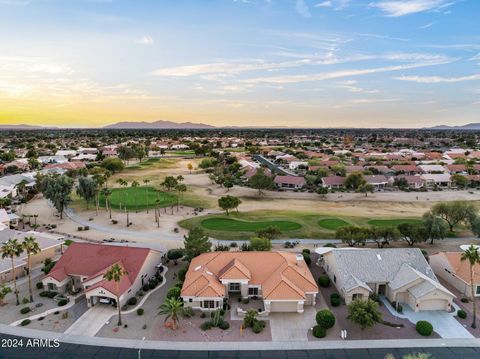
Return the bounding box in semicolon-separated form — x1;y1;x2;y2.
58;299;68;306
42;260;56;275
22;297;30;304
330;293;341;307
38;317;45;321
302;248;311;254
416;320;433;336
182;307;194;318
316;309;335;329
148;282;156;290
457;309;467;319
174;281;183;288
20;319;31;326
302;252;311;266
166;287;181;299
47;291;58;299
200;321;214;331
200;312;206;318
323;243;337;248
78;226;83;231
219;320;230;330
36;282;44;290
461;297;469;303
312;325;326;338
127;297;137;306
20;307;31;315
142;284;150;292
178;267;188;282
137;308;144;316
318;275;331;288
252;320;263;333
242;298;250;305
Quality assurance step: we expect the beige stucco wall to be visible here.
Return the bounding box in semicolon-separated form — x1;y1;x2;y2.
183;297;223;311
344;287;371;304
267;300;303;313
430;254;472;298
0;266;25;284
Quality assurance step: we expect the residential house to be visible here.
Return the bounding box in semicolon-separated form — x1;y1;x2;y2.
319;248;454;311
181;251;319;313
421;174;452;188
363;175;389;189
274;175;306;190
321;176;346;189
391;165;421;176
42;243;162;307
392;175;424;189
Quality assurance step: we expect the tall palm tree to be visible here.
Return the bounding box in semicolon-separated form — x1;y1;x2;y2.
131;181;139;213
103;263;127;326
461;245;480;328
22;236;40;302
116;178;128;210
158;297;185;330
1;239;24;305
102;188;112;219
143;179;150;213
92;174;105;216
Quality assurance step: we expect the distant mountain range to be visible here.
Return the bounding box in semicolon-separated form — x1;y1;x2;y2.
103;120;214;129
0;124;53;130
429;123;480;130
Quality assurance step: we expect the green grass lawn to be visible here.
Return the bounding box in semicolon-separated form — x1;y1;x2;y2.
99;186;178;211
201;218;301;232
367;218;422;227
318;218;350;230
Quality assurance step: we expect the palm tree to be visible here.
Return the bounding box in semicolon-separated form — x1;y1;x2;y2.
92;174;105;216
158;297;185;330
116;178;128;210
143;179;150;213
103;263;127;326
1;239;24;305
131;181;139;212
22;236;40;302
102;188;112;219
175;184;186;211
461;245;480;328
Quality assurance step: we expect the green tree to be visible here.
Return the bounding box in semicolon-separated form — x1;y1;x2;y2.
131;180;140;212
184;227;211;260
162;176;178;192
1;239;24;305
101;157;125;174
422;212;448;244
461;245;480;328
0;284;12;306
103;263;127;326
102;188;112;219
369;226;398;248
255;226;281;240
22;236;40;302
431;201;477;232
249;237;272;251
143;179;151;213
347;299;382;330
158;297;185;330
76;176;97;209
335;226;369;247
451;174;470;189
345;172;366;190
357;183;374;197
39;174;74;219
218;195;242;215
248;168;274;195
397;223;428;246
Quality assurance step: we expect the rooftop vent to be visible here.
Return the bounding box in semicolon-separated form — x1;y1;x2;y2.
194;265;202;271
376;254;382;261
296;254;304;262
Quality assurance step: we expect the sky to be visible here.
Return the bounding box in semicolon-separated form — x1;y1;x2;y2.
0;0;479;128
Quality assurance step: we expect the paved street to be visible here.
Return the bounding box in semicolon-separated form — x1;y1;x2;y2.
65;304;116;337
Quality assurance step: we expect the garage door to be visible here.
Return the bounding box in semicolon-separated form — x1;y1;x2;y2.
270;301;298;312
418;299;448;311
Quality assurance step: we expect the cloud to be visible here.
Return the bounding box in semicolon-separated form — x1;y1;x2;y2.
370;0;455;17
395;74;480;83
295;0;311;17
418;22;435;29
151;59;311;77
315;1;332;8
337;80;379;93
138;35;154;45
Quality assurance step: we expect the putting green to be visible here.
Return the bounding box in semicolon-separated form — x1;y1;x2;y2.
318;218;350;230
99;186;177;210
368;219;422;227
200;218;301;232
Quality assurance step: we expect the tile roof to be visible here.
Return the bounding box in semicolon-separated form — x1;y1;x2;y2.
431;252;480;284
181;252;318;300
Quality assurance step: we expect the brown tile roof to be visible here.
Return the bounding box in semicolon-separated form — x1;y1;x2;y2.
181;252;318;300
274;175;306;186
432;252;480;284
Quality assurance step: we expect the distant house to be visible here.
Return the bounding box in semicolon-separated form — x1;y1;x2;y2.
421;174;451;188
430;252;480;299
345;165;363;174
181;251;319;313
274;175;306;190
363;175;389;189
418;164;447;174
392;175;424;189
42;243;162;307
446;164;467;174
320;248;454;311
391;165;421;176
321;176;346;189
289;161;308;171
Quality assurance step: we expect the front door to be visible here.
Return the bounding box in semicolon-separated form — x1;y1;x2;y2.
378;284;386;295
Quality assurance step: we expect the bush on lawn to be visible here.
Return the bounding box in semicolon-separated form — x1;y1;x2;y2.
457;309;467;319
318;275;331;288
316;309;335;329
57;299;68;306
312;325;326;338
137;308;144;316
20;307;31;314
416;320;433;336
330;293;341;307
127;297;137;306
20;319;31;326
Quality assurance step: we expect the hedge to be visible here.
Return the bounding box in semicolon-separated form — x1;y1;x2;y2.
416;320;433;336
330;293;341;307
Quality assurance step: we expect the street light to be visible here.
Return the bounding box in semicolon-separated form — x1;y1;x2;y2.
138;336;146;359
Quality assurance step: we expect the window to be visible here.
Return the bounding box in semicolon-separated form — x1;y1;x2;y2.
189;298;193;303
333;275;336;283
476;286;480;295
352;293;363;300
248;287;258;296
203;300;216;309
229;283;240;292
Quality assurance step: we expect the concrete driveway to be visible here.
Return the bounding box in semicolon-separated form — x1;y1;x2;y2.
381;297;473;339
269;307;316;342
65;304;116;337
